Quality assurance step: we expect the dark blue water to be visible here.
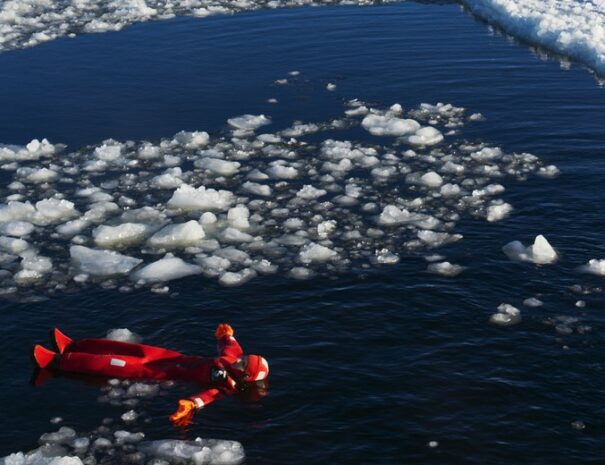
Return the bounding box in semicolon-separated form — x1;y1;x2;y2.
1;2;605;464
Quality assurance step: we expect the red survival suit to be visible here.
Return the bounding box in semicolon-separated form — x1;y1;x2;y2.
34;324;269;425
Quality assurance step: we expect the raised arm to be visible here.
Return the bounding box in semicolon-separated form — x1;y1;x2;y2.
215;323;243;364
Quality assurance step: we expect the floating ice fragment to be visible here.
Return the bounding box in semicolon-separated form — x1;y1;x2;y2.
407;127;443;146
147;221;205;250
93;223;151;249
486;202;512;222
196;158;241;177
219;269;256;287
420;171;443;188
70;246;142;276
523;297;543;307
537;165;560;178
168;184;234;212
502;235;558;264
242;181;272;197
371;249;400;265
131;255;202;283
490;303;521;326
361;114;420;136
227;115;271;130
427;262;464;277
579;259;605;276
299;243;337;264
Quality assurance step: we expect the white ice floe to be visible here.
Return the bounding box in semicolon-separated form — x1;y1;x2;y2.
407;126;443;146
580;258;605;276
523;297;543;307
147;221;205;249
227;114;271;130
168;184;234;211
70;246;143;276
93;223;151;249
502;234;558;264
361;114;421;137
462;0;605;76
0;100;551;295
131;254;202;282
490;303;521;326
486;201;512;222
299;243;337;264
427;261;465;277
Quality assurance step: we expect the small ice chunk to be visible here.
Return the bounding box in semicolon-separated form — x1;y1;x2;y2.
407;127;443;146
243;182;272;197
371;249;400;265
227;114;271;130
219;268;257;286
487;202;512;222
299;243;337;264
131;255;202;282
0;221;34;237
378;205;414;225
93;223;151;249
288;267;315;279
580;259;605;276
173;131;209;148
537;165;560;178
147;221;206;249
503;235;558;265
70;246;142;276
361;114;420;136
227;205;250;230
121;410;138;423
490;303;521;326
523;297;543;307
420;171;443;188
317;220;336;239
0;236;29;254
427;262;464;277
168;184;234;212
296;185;327;199
195;158;241;177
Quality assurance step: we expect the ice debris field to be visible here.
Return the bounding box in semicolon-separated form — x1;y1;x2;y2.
1;428;244;465
0;99;563;296
2;0;605;76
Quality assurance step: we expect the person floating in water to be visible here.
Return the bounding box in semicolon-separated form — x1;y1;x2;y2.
32;324;269;426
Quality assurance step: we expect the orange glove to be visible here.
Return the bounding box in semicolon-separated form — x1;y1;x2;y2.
170;399;196;427
215;323;234;339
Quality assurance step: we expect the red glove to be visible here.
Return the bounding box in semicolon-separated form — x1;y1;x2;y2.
215;323;234;339
170;399;196;427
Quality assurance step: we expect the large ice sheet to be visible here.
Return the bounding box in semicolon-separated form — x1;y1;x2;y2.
463;0;605;76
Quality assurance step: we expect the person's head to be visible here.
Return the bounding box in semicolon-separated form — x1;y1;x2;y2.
231;355;269;383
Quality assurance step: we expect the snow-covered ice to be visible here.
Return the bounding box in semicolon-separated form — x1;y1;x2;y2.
462;0;605;76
